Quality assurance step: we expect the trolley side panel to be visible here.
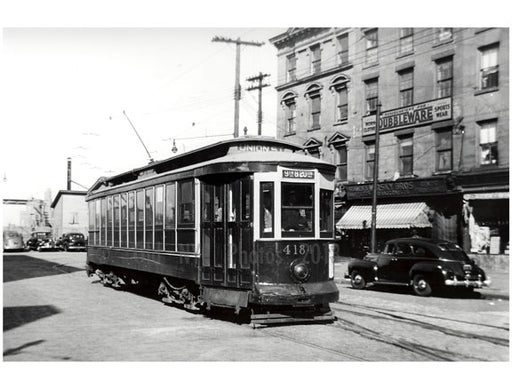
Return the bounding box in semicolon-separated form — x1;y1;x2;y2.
87;247;199;281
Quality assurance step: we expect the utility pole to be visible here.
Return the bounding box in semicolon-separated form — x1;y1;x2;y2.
370;101;382;254
212;36;265;138
247;72;270;136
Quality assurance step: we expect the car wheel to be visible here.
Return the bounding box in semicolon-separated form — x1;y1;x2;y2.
350;271;367;290
412;274;432;296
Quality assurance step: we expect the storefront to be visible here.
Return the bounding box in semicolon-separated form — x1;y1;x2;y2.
457;168;509;255
336;175;462;258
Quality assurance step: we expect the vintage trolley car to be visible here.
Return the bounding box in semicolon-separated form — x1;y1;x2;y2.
86;137;339;325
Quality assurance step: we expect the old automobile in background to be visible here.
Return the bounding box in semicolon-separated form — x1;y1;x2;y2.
3;230;25;251
346;237;491;296
56;233;87;251
26;231;52;251
36;238;57;251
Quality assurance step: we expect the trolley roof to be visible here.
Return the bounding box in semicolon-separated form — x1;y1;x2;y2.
87;136;335;195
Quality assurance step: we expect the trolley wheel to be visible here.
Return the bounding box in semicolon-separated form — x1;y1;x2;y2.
350;271;367;290
412;274;432;297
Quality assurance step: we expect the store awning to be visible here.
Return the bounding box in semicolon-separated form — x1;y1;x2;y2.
336;202;431;230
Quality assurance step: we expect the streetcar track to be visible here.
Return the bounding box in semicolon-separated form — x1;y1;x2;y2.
331;305;509;347
334;301;509;331
260;327;368;361
330;317;483;361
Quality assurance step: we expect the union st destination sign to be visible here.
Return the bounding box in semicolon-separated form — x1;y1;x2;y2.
362;97;452;136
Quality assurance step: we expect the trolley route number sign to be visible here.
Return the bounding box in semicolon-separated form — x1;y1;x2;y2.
362;97;452;136
283;169;315;179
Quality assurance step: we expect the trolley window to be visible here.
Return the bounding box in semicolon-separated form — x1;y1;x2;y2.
145;188;154;250
165;183;176;251
155;185;164;250
177;179;195;252
113;194;120;247
120;193;127;247
260;182;274;238
136;190;144;249
320;189;334;238
107;196;113;246
281;183;314;237
128;192;135;248
101;198;107;246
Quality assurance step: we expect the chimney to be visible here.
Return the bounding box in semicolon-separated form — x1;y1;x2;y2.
67;157;71;190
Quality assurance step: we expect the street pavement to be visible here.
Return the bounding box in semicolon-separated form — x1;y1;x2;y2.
2;251;509;364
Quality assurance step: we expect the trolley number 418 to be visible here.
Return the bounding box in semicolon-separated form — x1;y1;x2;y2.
282;244;307;256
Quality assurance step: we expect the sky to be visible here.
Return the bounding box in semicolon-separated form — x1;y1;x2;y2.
1;27;284;201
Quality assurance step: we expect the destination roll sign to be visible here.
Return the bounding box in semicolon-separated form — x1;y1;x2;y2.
362;97;452;136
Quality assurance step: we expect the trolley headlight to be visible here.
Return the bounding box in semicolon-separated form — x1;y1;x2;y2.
291;262;310;282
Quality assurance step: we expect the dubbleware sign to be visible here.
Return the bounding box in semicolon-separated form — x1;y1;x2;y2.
362;97;452;136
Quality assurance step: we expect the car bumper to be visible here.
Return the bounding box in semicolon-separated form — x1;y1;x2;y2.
67;246;86;250
444;277;491;288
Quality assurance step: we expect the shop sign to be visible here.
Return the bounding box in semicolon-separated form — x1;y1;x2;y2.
362;97;452;136
345;177;448;199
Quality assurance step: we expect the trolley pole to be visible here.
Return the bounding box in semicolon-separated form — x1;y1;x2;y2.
247;72;270;136
212;36;265;138
370;101;382;254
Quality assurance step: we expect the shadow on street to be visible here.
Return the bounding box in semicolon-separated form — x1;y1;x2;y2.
3;305;61;332
3;254;83;283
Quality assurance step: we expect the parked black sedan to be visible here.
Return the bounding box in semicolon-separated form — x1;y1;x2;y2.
56;233;87;251
346;237;491;296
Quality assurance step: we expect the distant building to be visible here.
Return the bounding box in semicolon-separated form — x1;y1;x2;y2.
270;28;509;255
3;198;52;240
50;190;88;239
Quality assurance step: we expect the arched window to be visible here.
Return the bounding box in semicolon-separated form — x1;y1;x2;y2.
330;76;349;122
280;92;297;135
305;84;322;131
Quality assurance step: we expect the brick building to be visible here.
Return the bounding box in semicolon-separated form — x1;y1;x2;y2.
270;28;509;256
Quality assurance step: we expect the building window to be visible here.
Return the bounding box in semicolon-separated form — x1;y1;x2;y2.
365;78;378;114
365;143;375;180
435;28;453;43
399;68;414;107
337;34;349;65
306;84;322;131
399;28;413;55
336;87;348;122
330;76;349;122
398;135;413;176
286;53;297;83
365;29;378;65
281;92;297;135
435;129;452;172
335;144;348;182
308;147;320;158
436;57;453;98
311;44;321;74
480;44;499;90
479;120;498;165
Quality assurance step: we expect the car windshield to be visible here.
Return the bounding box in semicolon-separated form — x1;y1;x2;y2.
69;234;84;239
